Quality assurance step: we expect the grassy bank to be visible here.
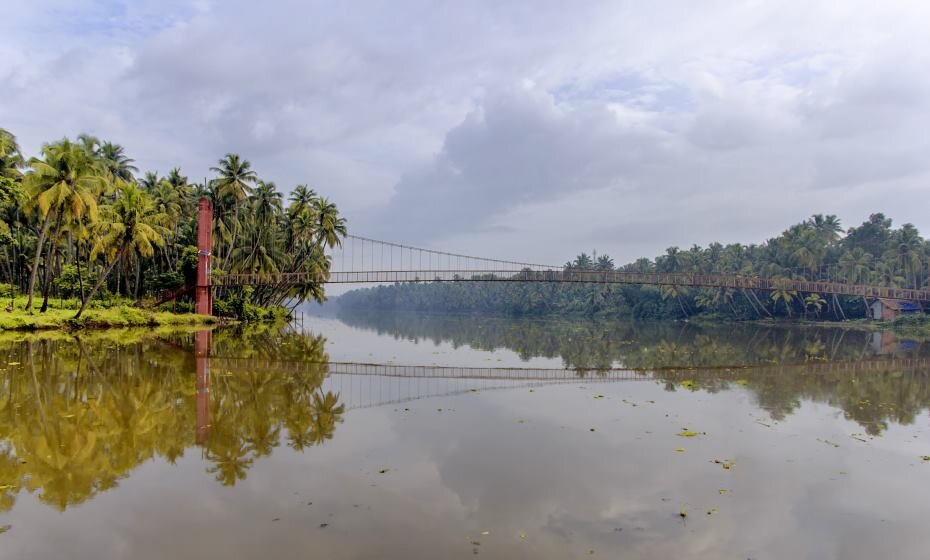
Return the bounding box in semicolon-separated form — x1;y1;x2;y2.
0;324;215;344
0;296;218;331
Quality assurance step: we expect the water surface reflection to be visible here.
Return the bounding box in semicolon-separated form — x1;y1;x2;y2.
0;317;928;559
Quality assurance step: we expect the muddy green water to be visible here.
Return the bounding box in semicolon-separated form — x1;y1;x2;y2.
1;311;929;559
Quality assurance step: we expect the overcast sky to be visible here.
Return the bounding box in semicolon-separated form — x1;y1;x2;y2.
4;1;930;265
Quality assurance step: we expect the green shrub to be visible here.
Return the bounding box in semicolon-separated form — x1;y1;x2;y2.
212;288;292;323
143;271;184;293
158;301;194;313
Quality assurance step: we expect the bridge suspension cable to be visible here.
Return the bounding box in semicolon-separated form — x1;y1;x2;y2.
332;234;561;274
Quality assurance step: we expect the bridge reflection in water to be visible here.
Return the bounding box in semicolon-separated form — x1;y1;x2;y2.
196;330;930;428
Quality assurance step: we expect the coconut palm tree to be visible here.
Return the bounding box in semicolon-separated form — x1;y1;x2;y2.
0;130;22;288
789;226;823;278
838;247;874;314
251;181;283;230
138;171;161;192
228;181;284;274
149;178;188;269
809;214;843;245
571;253;594;270
210;154;258;269
839;247;873;284
803;293;826;318
22;139;102;310
76;133;100;153
0;128;23;179
311;197;346;249
887;224;924;289
288;244;330;303
627;257;654;273
96;142;137;181
770;279;797;316
150;180;184;226
165;168;193;210
75;181;168;318
661;284;689;316
287;184;317;218
286;208;315;253
595;254;615;271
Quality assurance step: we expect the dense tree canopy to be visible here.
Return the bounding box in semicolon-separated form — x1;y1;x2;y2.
0;128;348;318
338;214;930;320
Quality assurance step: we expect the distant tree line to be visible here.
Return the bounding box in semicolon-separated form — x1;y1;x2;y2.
337;213;929;320
0;127;347;318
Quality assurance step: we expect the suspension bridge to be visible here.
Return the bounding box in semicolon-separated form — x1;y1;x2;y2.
182;198;930;314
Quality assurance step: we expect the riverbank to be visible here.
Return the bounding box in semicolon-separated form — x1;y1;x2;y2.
0;296;219;331
739;314;930;340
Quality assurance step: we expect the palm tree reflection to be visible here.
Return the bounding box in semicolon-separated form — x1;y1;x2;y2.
0;326;343;511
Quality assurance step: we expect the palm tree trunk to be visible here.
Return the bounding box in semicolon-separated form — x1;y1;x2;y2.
676;295;688;318
222;205;240;271
749;289;773;317
40;246;61;313
2;247;13;310
243;225;273;272
741;288;761;318
25;212;53;310
76;246;86;304
116;257;121;297
39;213;64;313
224;225;238;271
75;248;125;319
832;294;847;320
135;258;142;302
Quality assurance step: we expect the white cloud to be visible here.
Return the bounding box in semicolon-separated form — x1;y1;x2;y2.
3;1;930;263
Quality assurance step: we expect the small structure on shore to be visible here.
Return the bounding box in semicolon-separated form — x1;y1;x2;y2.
869;298;922;321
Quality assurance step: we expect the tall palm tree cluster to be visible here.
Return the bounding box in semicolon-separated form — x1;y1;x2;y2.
0;128;347;318
340;213;930;320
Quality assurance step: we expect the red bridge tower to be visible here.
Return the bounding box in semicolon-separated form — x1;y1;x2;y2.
195;198;213;315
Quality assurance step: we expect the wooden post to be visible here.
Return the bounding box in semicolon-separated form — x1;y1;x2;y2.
195;198;213;315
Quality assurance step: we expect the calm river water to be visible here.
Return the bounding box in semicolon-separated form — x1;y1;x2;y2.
1;309;929;559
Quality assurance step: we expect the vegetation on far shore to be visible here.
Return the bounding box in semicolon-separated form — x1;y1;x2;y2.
339;213;930;322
